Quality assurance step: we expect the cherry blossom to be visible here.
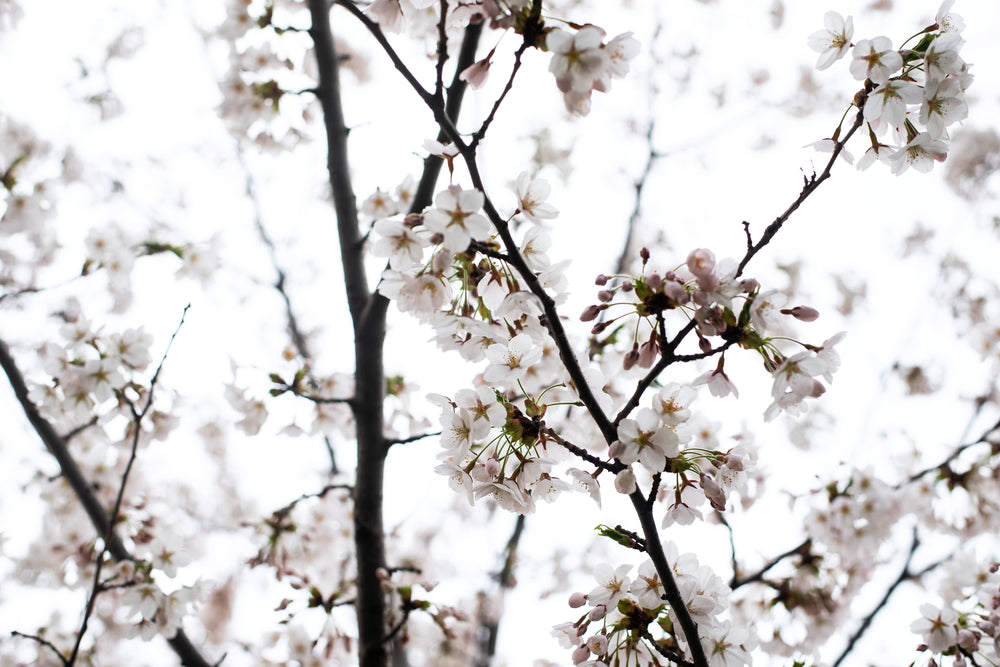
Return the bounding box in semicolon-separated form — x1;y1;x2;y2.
514;171;558;224
850;37;902;84
615;407;680;474
911;603;959;653
483;333;543;386
423;185;491;253
807;11;854;71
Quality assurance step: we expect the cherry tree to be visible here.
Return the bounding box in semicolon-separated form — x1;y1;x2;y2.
0;1;997;666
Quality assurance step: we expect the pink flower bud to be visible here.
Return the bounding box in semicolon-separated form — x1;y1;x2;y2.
622;346;639;370
568;592;588;608
595;274;609;286
608;440;625;459
646;273;662;289
700;472;727;511
485;457;501;478
588;604;607;622
686;248;716;278
571;645;591;664
614;468;637;494
722;450;746;471
782;305;820;322
637;339;658;368
957;628;978;650
580;304;605;321
597;289;614;302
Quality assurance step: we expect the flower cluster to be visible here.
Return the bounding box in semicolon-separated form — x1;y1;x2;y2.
546;25;639;115
910;559;1000;665
430;386;575;515
583;247;841;420
554;543;756;667
29;314;153;428
808;1;972;173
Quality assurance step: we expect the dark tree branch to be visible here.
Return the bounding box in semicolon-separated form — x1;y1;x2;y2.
474;514;526;667
308;2;388;664
384;430;442;449
236;142;341;476
543;427;618;473
629;489;709;667
735;107;866;278
731;539;812;590
310;5;480;667
10;631;68;666
898;415;1000;488
310;0;368;327
831;528;920;667
0;333;212;667
470;40;530;150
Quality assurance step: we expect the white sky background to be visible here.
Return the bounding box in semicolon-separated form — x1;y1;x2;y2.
2;0;1000;665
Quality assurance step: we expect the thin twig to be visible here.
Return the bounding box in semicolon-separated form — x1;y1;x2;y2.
730;539;812;590
898;415;1000;488
384;430;442;448
470;40;530;149
735;108;866;278
474;515;526;667
10;631;69;666
831;528;920;667
68;305;190;666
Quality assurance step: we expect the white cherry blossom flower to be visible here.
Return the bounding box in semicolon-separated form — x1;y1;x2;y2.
936;0;965;33
603;32;640;80
423;185;491;253
361;187;397;218
693;362;739;398
864;79;922;128
548;26;610;95
373;218;427;269
588;563;631;609
483;333;542;385
615;407;680;474
146;537;191;578
106;327;152;370
629;560;665;610
454;385;505;428
750;289;788;334
366;0;406;33
440;408;489;461
703;621;754;667
887;132;948;175
850;37;902;84
567;467;602;507
653;382;697;426
434;459;475;505
514;171;558;224
807;11;854;71
920;76;968;139
924;31;965;80
934;0;965;32
911;603;958;652
473;479;532;514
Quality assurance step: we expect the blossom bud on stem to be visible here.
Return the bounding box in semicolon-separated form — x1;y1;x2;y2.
782;305;820;322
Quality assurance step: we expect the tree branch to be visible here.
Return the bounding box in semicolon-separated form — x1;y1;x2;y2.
0;337;213;667
735;107;866;278
831;528;920;667
69;306;189;666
